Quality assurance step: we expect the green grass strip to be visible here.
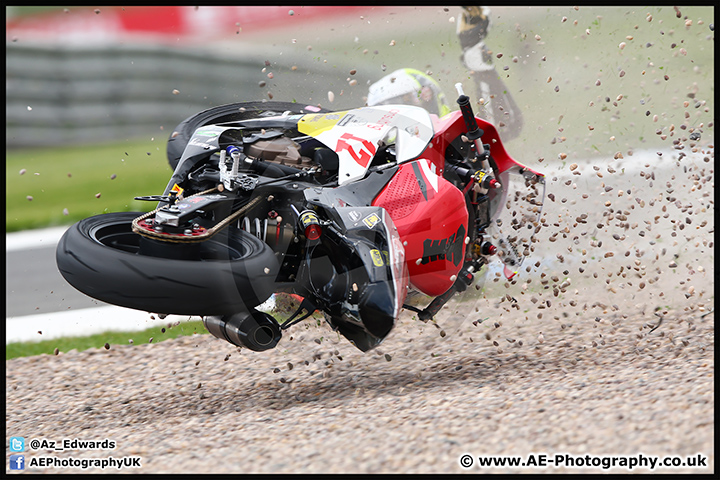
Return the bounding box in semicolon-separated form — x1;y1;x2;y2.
6;138;171;232
6;320;208;360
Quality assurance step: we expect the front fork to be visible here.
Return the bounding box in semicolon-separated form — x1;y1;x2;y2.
409;83;502;321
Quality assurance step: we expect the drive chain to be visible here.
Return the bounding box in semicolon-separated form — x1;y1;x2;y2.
131;187;264;244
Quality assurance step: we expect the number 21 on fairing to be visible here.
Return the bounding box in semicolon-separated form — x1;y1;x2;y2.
336;132;377;169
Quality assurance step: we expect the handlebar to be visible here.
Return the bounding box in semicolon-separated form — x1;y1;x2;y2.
455;83;485;156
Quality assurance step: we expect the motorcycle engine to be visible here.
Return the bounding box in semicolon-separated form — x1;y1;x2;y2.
244;136;315;169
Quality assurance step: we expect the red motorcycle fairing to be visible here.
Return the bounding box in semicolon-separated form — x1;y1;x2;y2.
373;158;468;297
425;110;542;177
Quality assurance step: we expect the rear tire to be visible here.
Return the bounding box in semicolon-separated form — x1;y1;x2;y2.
166;101;328;170
56;212;279;316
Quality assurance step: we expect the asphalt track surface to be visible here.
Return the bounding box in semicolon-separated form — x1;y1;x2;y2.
6;228;202;343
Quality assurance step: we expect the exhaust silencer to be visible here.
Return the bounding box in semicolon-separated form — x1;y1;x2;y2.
204;310;282;351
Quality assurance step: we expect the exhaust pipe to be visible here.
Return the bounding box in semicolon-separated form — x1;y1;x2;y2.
204;310;282;351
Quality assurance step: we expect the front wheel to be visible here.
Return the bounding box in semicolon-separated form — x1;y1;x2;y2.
56;212;279;316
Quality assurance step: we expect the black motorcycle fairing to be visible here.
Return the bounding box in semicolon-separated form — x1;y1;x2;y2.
163;124;233;197
163;124;311;199
327;314;384;352
166;101;330;171
303;166;399;221
231;114;305;133
294;205;406;350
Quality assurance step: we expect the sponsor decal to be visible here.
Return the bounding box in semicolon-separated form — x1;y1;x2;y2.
297;112;347;136
338;113;367;127
188;137;214;149
362;212;381;229
367;107;400;130
421;223;466;266
194;128;220;137
370;249;385;267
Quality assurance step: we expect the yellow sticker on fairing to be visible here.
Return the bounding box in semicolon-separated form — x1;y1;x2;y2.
297;112;349;137
362;213;381;229
170;184;184;195
370;249;385;267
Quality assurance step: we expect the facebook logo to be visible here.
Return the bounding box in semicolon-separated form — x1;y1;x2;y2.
10;436;25;452
10;454;25;470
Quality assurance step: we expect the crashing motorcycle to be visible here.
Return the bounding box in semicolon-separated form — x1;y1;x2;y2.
56;85;545;352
